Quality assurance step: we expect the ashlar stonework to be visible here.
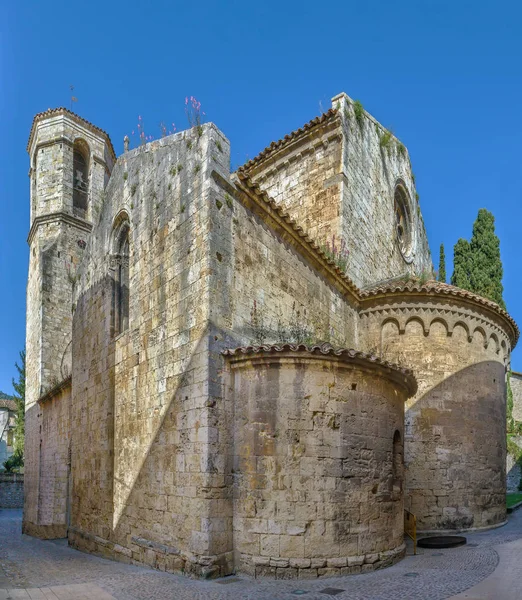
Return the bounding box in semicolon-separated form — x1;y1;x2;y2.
23;93;518;579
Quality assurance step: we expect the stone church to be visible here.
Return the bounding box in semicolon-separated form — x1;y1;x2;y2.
23;92;518;579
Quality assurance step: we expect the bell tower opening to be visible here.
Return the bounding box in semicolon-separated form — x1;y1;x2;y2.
73;139;90;218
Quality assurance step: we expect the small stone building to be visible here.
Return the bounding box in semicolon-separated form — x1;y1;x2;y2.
23;93;518;579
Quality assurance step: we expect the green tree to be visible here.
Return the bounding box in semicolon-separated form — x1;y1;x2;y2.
438;243;446;283
451;238;472;290
469;209;505;309
12;350;25;457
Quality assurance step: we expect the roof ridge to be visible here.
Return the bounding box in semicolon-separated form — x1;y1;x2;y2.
239;108;339;172
27;107;116;160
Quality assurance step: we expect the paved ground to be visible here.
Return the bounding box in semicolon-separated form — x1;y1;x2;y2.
1;509;521;599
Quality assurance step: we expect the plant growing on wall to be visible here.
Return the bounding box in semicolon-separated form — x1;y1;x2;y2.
379;129;393;148
438;244;446;283
320;235;349;274
185;96;205;134
353;100;365;128
250;300;268;344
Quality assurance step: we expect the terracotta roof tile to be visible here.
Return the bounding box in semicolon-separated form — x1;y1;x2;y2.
239;108;339;172
361;280;519;345
27;107;116;160
235;170;361;300
222;342;417;396
0;399;17;411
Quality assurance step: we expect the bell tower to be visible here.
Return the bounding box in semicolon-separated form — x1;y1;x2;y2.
26;108;115;406
24;108;115;534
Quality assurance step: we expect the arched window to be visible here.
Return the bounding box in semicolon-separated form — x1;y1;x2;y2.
112;215;130;336
394;183;413;262
392;429;403;492
73;140;90;217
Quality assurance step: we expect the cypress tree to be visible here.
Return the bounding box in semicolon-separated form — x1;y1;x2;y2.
469;209;505;309
451;238;472;290
438;243;446;283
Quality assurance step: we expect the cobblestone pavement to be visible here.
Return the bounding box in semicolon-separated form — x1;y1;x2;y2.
1;509;521;599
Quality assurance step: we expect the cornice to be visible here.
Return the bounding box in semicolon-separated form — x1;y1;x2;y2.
27;107;116;162
28;212;93;245
360;281;519;348
38;376;71;404
223;342;417;397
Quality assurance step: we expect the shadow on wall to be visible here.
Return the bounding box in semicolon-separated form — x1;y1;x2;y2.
68;270;237;578
403;360;506;532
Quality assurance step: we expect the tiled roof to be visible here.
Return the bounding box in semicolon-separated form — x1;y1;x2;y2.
27;107;116;160
235;170;361;300
361;280;519;345
234;172;519;346
239;108;339;172
0;399;17;411
222;343;417;395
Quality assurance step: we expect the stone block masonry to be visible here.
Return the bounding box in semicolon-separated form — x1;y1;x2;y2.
245;93;433;290
23;97;519;580
0;473;24;508
359;281;517;532
223;345;416;579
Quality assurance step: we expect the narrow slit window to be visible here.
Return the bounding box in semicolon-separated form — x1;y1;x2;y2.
114;225;130;335
392;429;403;491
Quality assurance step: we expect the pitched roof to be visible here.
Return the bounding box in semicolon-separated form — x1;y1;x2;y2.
27;107;116;160
222;343;417;396
0;398;17;411
234;170;361;300
361;280;519;345
239;108;339;172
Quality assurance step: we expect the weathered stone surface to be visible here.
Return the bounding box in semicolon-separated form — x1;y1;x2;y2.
227;348;412;570
246;93;433;290
0;473;24;508
360;287;513;531
23;97;518;581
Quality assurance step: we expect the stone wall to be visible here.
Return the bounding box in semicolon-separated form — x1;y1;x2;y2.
511;372;522;422
24;104;520;579
0;473;24;508
224;347;415;578
209;172;359;351
246;93;433;291
25;111;113;536
69;123;234;577
359;283;515;532
23;381;71;539
244;111;343;247
507;444;522;493
67;117;370;577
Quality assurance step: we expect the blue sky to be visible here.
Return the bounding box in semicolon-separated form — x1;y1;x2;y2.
1;0;522;392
